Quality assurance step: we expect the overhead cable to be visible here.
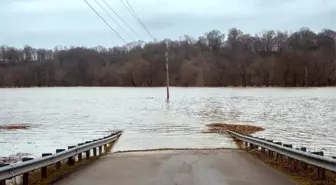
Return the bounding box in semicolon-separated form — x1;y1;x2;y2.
101;0;140;39
119;0;155;40
84;0;127;44
94;0;135;41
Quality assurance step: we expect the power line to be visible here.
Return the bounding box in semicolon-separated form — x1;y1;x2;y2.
119;0;155;40
101;0;140;39
94;0;135;41
123;0;154;39
84;0;127;44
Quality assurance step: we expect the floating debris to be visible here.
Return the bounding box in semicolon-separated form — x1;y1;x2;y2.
0;153;31;164
204;123;264;135
0;124;31;130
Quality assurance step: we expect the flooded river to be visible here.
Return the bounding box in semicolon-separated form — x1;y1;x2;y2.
0;87;335;158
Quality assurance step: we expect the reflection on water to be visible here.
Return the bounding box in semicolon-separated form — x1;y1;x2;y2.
0;87;335;157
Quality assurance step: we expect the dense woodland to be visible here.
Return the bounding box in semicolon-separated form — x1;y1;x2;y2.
0;28;335;87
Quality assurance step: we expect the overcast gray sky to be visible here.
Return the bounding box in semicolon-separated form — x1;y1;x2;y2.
0;0;335;48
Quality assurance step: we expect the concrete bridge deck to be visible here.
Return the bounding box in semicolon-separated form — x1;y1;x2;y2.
55;149;296;185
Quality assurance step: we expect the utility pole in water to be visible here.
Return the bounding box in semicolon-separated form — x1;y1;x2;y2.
165;43;170;100
305;65;308;87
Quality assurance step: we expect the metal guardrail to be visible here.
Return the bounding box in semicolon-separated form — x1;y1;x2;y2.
228;131;336;173
0;131;123;183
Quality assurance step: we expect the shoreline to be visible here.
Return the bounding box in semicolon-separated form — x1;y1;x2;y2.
114;147;238;154
207;123;336;185
0;86;336;88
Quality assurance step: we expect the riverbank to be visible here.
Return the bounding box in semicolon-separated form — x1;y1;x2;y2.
208;123;336;185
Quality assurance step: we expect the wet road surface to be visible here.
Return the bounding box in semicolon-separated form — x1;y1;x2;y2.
56;149;296;185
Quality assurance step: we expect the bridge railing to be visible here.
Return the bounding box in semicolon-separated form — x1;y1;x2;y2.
228;131;336;180
0;131;123;185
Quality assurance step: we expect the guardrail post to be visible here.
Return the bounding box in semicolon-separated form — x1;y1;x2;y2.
274;142;282;162
260;138;266;153
299;147;308;170
93;147;97;156
86;150;91;159
99;146;103;155
312;151;325;180
67;146;76;165
283;144;293;166
41;153;52;178
22;157;34;185
260;147;265;155
294;148;301;170
55;149;65;170
0;164;9;185
259;139;266;155
78;143;84;161
85;141;92;159
104;143;108;153
249;143;256;149
266;140;273;158
92;140;98;156
244;141;248;149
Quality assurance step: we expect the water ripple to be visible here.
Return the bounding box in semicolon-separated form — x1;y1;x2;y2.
0;87;335;157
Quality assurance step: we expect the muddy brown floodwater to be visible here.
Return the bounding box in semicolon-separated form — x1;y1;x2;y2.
0;87;335;158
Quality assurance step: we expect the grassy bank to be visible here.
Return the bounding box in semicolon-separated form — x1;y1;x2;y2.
246;147;336;185
205;123;335;185
5;139;119;185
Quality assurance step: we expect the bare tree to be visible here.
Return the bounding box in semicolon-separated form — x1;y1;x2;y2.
0;27;335;87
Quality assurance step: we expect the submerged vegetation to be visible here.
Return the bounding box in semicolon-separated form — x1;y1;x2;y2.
0;124;31;130
204;123;264;135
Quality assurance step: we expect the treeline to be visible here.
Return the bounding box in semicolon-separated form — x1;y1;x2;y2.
0;27;335;87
